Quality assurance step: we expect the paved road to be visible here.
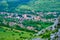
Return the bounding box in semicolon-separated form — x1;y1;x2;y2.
36;18;59;36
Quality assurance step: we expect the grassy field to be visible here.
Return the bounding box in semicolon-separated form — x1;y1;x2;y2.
0;22;57;40
0;26;34;40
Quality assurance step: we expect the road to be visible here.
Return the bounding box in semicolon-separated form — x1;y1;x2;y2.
35;18;59;36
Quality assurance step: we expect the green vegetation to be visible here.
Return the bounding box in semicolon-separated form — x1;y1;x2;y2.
0;13;53;32
0;0;60;12
0;26;34;40
34;24;60;39
22;20;53;31
0;23;59;40
0;0;60;39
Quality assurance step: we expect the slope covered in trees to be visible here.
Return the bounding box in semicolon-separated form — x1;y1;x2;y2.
0;0;60;12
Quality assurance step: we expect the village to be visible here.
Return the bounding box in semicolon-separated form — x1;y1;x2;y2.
0;12;59;32
0;12;58;22
0;11;60;40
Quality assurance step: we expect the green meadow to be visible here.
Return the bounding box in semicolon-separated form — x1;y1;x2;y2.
0;26;34;40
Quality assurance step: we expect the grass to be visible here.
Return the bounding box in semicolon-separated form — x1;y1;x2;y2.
0;22;58;40
0;26;34;40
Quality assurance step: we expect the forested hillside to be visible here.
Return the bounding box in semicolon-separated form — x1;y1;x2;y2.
0;0;60;12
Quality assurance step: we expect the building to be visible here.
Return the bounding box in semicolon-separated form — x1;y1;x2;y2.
9;22;16;26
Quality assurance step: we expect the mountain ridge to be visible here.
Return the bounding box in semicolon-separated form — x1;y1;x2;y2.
0;0;60;13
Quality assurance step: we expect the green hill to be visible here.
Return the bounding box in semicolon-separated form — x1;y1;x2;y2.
0;26;34;40
0;0;60;12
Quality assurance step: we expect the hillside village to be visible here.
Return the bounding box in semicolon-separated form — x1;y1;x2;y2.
0;12;59;33
0;12;59;22
0;0;60;40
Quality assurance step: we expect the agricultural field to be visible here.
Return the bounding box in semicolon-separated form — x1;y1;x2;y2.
0;26;34;40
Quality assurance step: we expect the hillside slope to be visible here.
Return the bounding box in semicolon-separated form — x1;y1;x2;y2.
0;0;60;12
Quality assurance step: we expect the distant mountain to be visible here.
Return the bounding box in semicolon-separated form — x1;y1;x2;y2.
0;0;60;13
